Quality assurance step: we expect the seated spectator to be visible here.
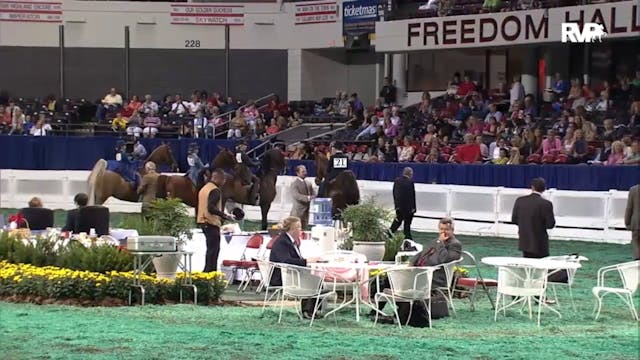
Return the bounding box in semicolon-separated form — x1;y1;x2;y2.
542;129;562;156
140;95;158;116
96;88;123;121
605;140;625;165
289;111;303;127
126;111;143;138
193;110;208;138
46;94;58;112
570;129;589;163
356;117;377;140
454;134;482;164
28;197;43;208
111;112;127;132
9;107;25;135
62;193;89;233
623;141;640;165
507;147;521;164
121;95;142;117
484;103;503;123
187;93;204;116
131;138;147;161
142;115;161;138
398;138;415;162
425;147;443;164
489;137;507;161
227;109;246;139
552;73;570;96
475;135;489;160
272;109;288;129
29;114;52;136
0;105;10;133
266;118;280;135
171;94;189;115
457;75;476;97
493;148;509;164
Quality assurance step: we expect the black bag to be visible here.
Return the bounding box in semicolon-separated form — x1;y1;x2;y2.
397;294;449;328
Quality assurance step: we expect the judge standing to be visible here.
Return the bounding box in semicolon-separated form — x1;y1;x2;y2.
624;183;640;260
511;178;556;258
289;165;315;228
389;167;416;240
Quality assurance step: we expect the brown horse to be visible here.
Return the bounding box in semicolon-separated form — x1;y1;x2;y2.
88;143;178;205
314;151;360;217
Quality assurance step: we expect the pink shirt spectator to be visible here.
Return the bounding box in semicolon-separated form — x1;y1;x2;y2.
606;152;625;165
384;124;399;138
542;138;562;155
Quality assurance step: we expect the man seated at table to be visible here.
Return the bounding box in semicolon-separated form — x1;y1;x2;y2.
62;193;88;233
373;217;462;322
269;216;322;319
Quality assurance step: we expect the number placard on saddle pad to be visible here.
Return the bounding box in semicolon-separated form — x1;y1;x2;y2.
333;157;347;169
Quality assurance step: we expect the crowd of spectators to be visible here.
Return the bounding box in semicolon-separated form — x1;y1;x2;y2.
297;70;640;166
0;89;297;140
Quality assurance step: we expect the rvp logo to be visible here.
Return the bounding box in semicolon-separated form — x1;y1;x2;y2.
561;23;607;43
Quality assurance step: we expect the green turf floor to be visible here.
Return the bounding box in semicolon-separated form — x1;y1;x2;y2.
1;217;638;360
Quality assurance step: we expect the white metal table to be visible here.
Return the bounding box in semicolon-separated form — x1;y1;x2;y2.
128;250;197;306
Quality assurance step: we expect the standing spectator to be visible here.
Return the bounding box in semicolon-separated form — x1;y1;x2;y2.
289;165;315;228
96;88;123;121
197;169;233;272
510;75;525;108
389;167;416;240
379;77;397;105
624;184;640;260
137;162;159;218
62;193;88;233
9;107;25;135
511;178;556;258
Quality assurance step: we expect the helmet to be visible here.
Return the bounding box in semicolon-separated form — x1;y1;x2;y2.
231;207;245;221
116;140;126;148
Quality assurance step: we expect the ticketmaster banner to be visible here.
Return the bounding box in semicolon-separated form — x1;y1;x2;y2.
342;0;380;36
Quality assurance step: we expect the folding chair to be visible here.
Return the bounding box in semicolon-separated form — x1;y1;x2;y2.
592;260;639;321
374;267;436;329
543;254;589;310
453;250;497;311
221;234;264;292
275;263;336;327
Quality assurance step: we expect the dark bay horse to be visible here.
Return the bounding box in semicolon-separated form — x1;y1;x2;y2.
155;148;284;230
88;143;178;205
314;151;360;217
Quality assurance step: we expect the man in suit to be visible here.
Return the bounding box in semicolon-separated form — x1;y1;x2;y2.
389;167;416;240
409;217;463;288
624;184;640;260
197;168;234;272
138;161;160;218
318;142;349;197
290;165;315;228
62;193;88;233
269;216;321;319
511;177;556;258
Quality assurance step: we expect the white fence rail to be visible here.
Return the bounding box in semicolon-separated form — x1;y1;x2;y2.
0;169;631;244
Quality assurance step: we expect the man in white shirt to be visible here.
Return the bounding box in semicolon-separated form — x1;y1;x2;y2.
96;88;123;121
484;103;503;123
171;94;189;115
141;95;158;116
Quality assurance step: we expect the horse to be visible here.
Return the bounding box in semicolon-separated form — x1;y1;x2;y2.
201;147;285;230
88;143;178;205
314;151;360;217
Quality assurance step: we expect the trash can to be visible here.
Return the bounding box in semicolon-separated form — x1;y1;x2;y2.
309;198;333;226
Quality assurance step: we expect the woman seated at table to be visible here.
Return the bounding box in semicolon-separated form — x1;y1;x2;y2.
269;216;322;319
373;218;462;324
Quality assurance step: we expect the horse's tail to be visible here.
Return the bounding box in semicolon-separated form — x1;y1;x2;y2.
88;159;107;205
342;170;360;204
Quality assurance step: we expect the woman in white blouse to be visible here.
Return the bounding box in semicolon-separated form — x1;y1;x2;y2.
30;114;52;136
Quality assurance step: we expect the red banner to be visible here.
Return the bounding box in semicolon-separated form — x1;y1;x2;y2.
0;0;62;23
295;1;338;25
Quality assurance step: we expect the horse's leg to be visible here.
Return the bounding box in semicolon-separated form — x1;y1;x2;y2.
260;202;271;230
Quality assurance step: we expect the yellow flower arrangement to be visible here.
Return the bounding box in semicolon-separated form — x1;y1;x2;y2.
0;261;226;304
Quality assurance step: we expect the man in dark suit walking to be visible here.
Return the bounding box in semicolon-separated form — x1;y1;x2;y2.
269;216;321;318
511;178;556;258
390;167;416;240
624;183;640;260
62;193;88;233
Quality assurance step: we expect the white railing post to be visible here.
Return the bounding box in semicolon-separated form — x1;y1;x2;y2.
445;185;453;218
494;187;502;237
604;189;615;243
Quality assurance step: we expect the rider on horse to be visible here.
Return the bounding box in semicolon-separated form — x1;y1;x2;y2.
114;139;141;188
234;139;260;186
318;142;350;197
187;142;205;186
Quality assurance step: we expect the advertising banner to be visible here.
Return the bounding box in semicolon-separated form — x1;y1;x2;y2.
170;3;244;26
342;0;379;36
295;1;338;25
0;1;62;23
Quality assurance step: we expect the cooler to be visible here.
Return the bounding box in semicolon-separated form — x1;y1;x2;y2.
127;236;177;252
310;198;333;226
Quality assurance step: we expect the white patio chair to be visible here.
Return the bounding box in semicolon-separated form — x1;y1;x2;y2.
453;251;498;311
494;264;549;327
275;263;336;327
256;259;282;313
592;260;639;321
434;257;463;316
374;266;436;329
543;254;589;310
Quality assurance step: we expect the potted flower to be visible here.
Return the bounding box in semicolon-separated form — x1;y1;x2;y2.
120;198;194;279
340;196;394;261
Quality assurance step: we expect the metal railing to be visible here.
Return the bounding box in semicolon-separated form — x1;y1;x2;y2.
213;92;276;139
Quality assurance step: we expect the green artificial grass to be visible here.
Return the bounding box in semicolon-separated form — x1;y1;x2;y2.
1;222;638;360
